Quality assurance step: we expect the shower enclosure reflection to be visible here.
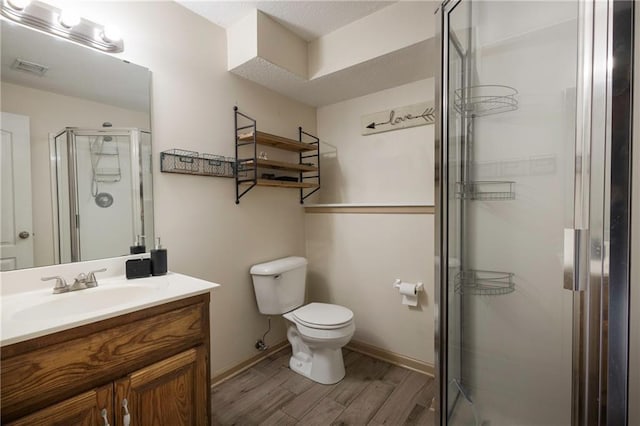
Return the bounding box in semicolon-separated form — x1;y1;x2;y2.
51;127;153;263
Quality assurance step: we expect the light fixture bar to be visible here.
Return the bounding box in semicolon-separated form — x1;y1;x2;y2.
0;0;124;53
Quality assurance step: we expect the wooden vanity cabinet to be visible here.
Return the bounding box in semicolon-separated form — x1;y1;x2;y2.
7;385;113;426
1;293;211;426
114;347;208;425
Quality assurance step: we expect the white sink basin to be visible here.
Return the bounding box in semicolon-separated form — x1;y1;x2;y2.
1;272;219;346
11;285;156;321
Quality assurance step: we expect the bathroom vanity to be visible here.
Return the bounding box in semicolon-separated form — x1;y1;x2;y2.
0;265;218;425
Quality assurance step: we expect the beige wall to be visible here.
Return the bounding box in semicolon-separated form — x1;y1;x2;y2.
316;78;434;204
227;10;258;71
306;80;435;365
256;11;308;78
1;82;149;267
305;213;434;365
47;1;317;377
308;2;436;79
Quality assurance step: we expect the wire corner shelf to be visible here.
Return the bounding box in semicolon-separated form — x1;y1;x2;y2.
455;181;515;201
455;270;515;296
454;84;518;117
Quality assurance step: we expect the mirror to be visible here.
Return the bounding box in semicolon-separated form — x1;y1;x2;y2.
0;20;153;271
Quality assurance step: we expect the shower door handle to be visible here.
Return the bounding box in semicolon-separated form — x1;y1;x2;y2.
564;228;589;291
564;0;594;293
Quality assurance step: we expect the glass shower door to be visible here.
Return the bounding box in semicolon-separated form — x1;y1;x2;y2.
437;1;587;424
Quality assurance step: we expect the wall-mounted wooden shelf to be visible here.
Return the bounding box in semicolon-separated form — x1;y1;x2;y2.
239;179;319;189
238;131;316;152
241;158;318;173
234;107;320;204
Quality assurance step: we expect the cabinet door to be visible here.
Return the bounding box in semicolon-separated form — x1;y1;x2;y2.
8;384;113;426
114;347;208;426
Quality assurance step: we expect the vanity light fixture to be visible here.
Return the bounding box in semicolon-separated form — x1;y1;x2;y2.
58;9;80;29
101;25;121;43
6;0;30;10
0;0;124;53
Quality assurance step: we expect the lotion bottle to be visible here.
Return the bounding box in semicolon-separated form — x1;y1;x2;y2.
150;237;167;276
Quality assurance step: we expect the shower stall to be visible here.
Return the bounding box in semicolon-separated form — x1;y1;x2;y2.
51;127;154;263
435;1;633;425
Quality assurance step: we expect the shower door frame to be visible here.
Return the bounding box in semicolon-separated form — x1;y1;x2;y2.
51;127;148;263
434;0;632;424
434;0;470;421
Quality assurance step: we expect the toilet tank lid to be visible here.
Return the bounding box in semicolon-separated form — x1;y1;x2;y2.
250;256;307;276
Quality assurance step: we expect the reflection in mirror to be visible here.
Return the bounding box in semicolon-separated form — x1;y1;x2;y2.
0;20;153;271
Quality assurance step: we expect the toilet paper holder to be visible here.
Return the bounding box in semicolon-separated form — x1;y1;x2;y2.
392;279;424;293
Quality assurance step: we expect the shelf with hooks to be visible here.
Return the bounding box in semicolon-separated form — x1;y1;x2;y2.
454;84;518;117
455;270;515;296
455;181;515;201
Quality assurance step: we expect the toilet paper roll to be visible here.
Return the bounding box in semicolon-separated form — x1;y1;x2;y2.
399;282;418;306
399;282;417;296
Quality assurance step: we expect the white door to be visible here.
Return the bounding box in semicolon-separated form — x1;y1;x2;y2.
0;112;34;270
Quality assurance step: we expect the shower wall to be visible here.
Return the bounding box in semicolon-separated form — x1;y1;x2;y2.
458;3;576;424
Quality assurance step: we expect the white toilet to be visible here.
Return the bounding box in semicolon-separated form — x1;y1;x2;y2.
250;256;355;385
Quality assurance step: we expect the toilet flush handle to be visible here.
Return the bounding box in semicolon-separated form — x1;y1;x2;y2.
274;274;281;280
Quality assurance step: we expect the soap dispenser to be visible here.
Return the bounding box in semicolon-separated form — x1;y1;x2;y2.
150;237;167;276
130;235;146;254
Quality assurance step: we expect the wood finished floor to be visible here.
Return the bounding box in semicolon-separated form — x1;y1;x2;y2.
211;348;436;425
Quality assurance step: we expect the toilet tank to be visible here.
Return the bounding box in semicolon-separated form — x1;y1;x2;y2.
250;256;307;315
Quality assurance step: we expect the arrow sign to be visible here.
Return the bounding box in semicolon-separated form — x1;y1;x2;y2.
361;101;435;136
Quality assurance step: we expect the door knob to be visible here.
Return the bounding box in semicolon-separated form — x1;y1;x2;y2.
18;231;30;239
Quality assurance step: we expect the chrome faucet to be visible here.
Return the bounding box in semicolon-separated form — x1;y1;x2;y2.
41;268;107;294
41;276;69;294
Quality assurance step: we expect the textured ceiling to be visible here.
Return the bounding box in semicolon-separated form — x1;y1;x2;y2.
178;1;395;41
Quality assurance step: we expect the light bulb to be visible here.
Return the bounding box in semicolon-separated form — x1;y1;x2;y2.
6;0;31;10
101;25;121;43
59;9;81;28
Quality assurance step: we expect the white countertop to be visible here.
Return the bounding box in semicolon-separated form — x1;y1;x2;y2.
1;272;219;347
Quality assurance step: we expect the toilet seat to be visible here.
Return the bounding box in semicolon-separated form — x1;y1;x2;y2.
292;303;353;330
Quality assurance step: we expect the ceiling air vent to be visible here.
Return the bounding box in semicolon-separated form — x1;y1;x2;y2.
11;58;49;76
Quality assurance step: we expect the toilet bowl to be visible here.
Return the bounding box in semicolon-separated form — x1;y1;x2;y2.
283;303;355;384
249;257;355;385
